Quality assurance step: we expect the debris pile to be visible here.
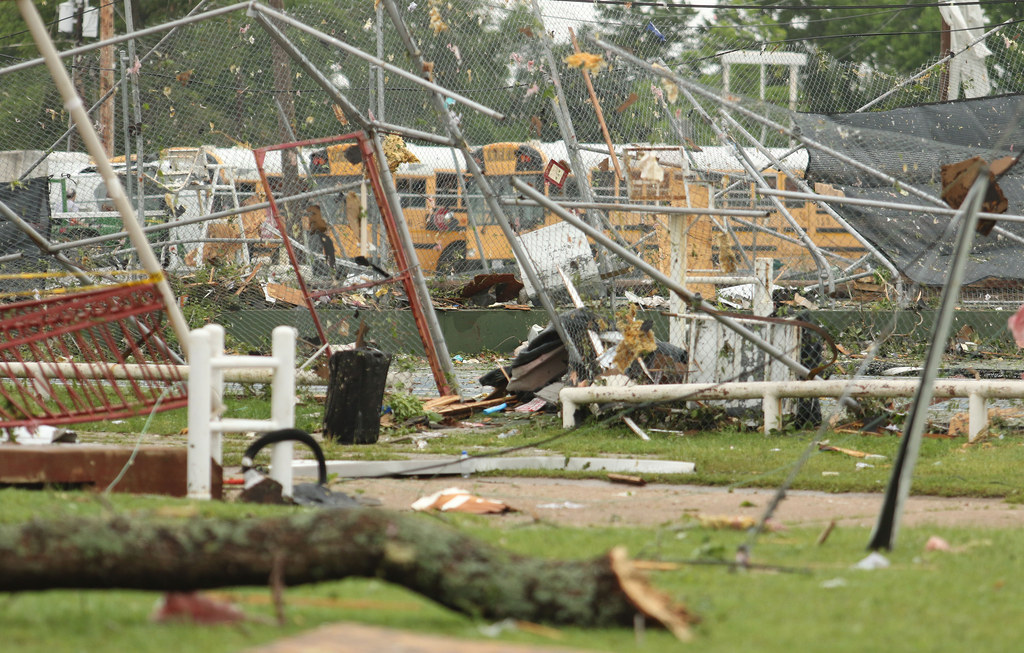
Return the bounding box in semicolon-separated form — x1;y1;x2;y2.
478;307;688;403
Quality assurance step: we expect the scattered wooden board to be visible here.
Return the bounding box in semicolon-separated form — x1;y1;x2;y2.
265;283;305;306
435;396;513;419
422;395;462;411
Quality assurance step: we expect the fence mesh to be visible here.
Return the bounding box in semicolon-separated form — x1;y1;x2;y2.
1;0;1024;430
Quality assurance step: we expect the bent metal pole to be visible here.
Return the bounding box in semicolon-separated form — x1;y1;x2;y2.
17;0;191;358
868;173;989;551
510;177;815;380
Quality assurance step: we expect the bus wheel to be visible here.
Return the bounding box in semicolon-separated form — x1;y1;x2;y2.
437;241;480;275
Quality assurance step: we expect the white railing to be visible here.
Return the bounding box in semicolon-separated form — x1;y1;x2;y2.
187;324;296;499
561;378;1024;441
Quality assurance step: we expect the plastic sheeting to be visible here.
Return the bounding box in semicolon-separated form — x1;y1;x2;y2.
795;94;1024;285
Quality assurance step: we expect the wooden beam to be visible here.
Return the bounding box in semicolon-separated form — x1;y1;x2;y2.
568;27;623;181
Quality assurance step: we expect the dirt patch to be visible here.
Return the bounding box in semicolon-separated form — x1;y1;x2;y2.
243;622;593;653
335;476;1024;530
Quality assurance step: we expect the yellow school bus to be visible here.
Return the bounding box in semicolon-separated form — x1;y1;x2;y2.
211;141;868;281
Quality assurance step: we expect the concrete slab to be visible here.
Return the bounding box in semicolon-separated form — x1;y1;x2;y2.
294;456;694;478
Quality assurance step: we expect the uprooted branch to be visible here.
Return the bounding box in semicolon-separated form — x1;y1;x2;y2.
0;508;695;638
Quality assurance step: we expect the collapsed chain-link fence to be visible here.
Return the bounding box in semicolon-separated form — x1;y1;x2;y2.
2;0;1024;430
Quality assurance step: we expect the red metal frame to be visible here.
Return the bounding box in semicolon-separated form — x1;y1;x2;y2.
253;131;452;395
0;282;188;428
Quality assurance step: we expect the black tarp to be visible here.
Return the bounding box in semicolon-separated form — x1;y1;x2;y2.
794;94;1024;285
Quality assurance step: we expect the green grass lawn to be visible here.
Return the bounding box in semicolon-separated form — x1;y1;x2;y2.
73;396;1024;499
18;396;1024;651
1;489;1021;652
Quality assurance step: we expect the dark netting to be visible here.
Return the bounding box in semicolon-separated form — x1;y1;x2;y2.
795;93;1024;285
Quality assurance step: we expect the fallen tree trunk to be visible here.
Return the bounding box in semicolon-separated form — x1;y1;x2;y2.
0;508;694;637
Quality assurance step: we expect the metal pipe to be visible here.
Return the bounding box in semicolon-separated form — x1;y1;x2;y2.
719;110;901;291
252;3;505;121
368;121;456;147
119;52;132;202
501;198;770;217
374;1;385;122
758;187;1024;224
0;360;321;385
856;21;1008;112
450;147;490;273
379;0;581;368
366;129;458;394
869;172;988;551
17;0;191;358
123;0;145;233
511;177;815;379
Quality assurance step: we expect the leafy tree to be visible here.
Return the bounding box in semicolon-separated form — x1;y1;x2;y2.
691;1;1022;110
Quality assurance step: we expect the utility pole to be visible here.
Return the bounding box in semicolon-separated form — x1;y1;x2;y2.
70;0;85;151
99;0;115;157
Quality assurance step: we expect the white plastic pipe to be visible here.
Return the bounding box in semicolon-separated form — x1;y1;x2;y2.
0;361;319;385
207;325;226;467
561;379;1024;441
186;328;212;499
269;326;297;497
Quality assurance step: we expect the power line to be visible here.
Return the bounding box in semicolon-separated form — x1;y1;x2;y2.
536;3;911;30
706;16;1024;49
544;0;1021;10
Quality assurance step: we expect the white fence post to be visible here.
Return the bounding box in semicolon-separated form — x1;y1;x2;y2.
187;324;298;500
269;325;297;497
187;327;212;499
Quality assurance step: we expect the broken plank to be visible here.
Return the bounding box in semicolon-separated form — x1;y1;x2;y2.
235;261;265;296
622;416;651;441
435;396;513;419
422;395;462;411
607;473;646;486
265;283;306;306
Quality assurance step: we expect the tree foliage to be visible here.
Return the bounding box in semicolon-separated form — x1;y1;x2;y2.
0;0;1020;156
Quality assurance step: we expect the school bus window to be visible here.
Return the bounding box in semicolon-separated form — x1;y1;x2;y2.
753;175;777;209
721;176;753;209
783;174;802;208
591;170;616;198
464;175;542;230
464;177;489;224
309;149;330;175
435;172;459;208
396;178;427;207
515;174;545;229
